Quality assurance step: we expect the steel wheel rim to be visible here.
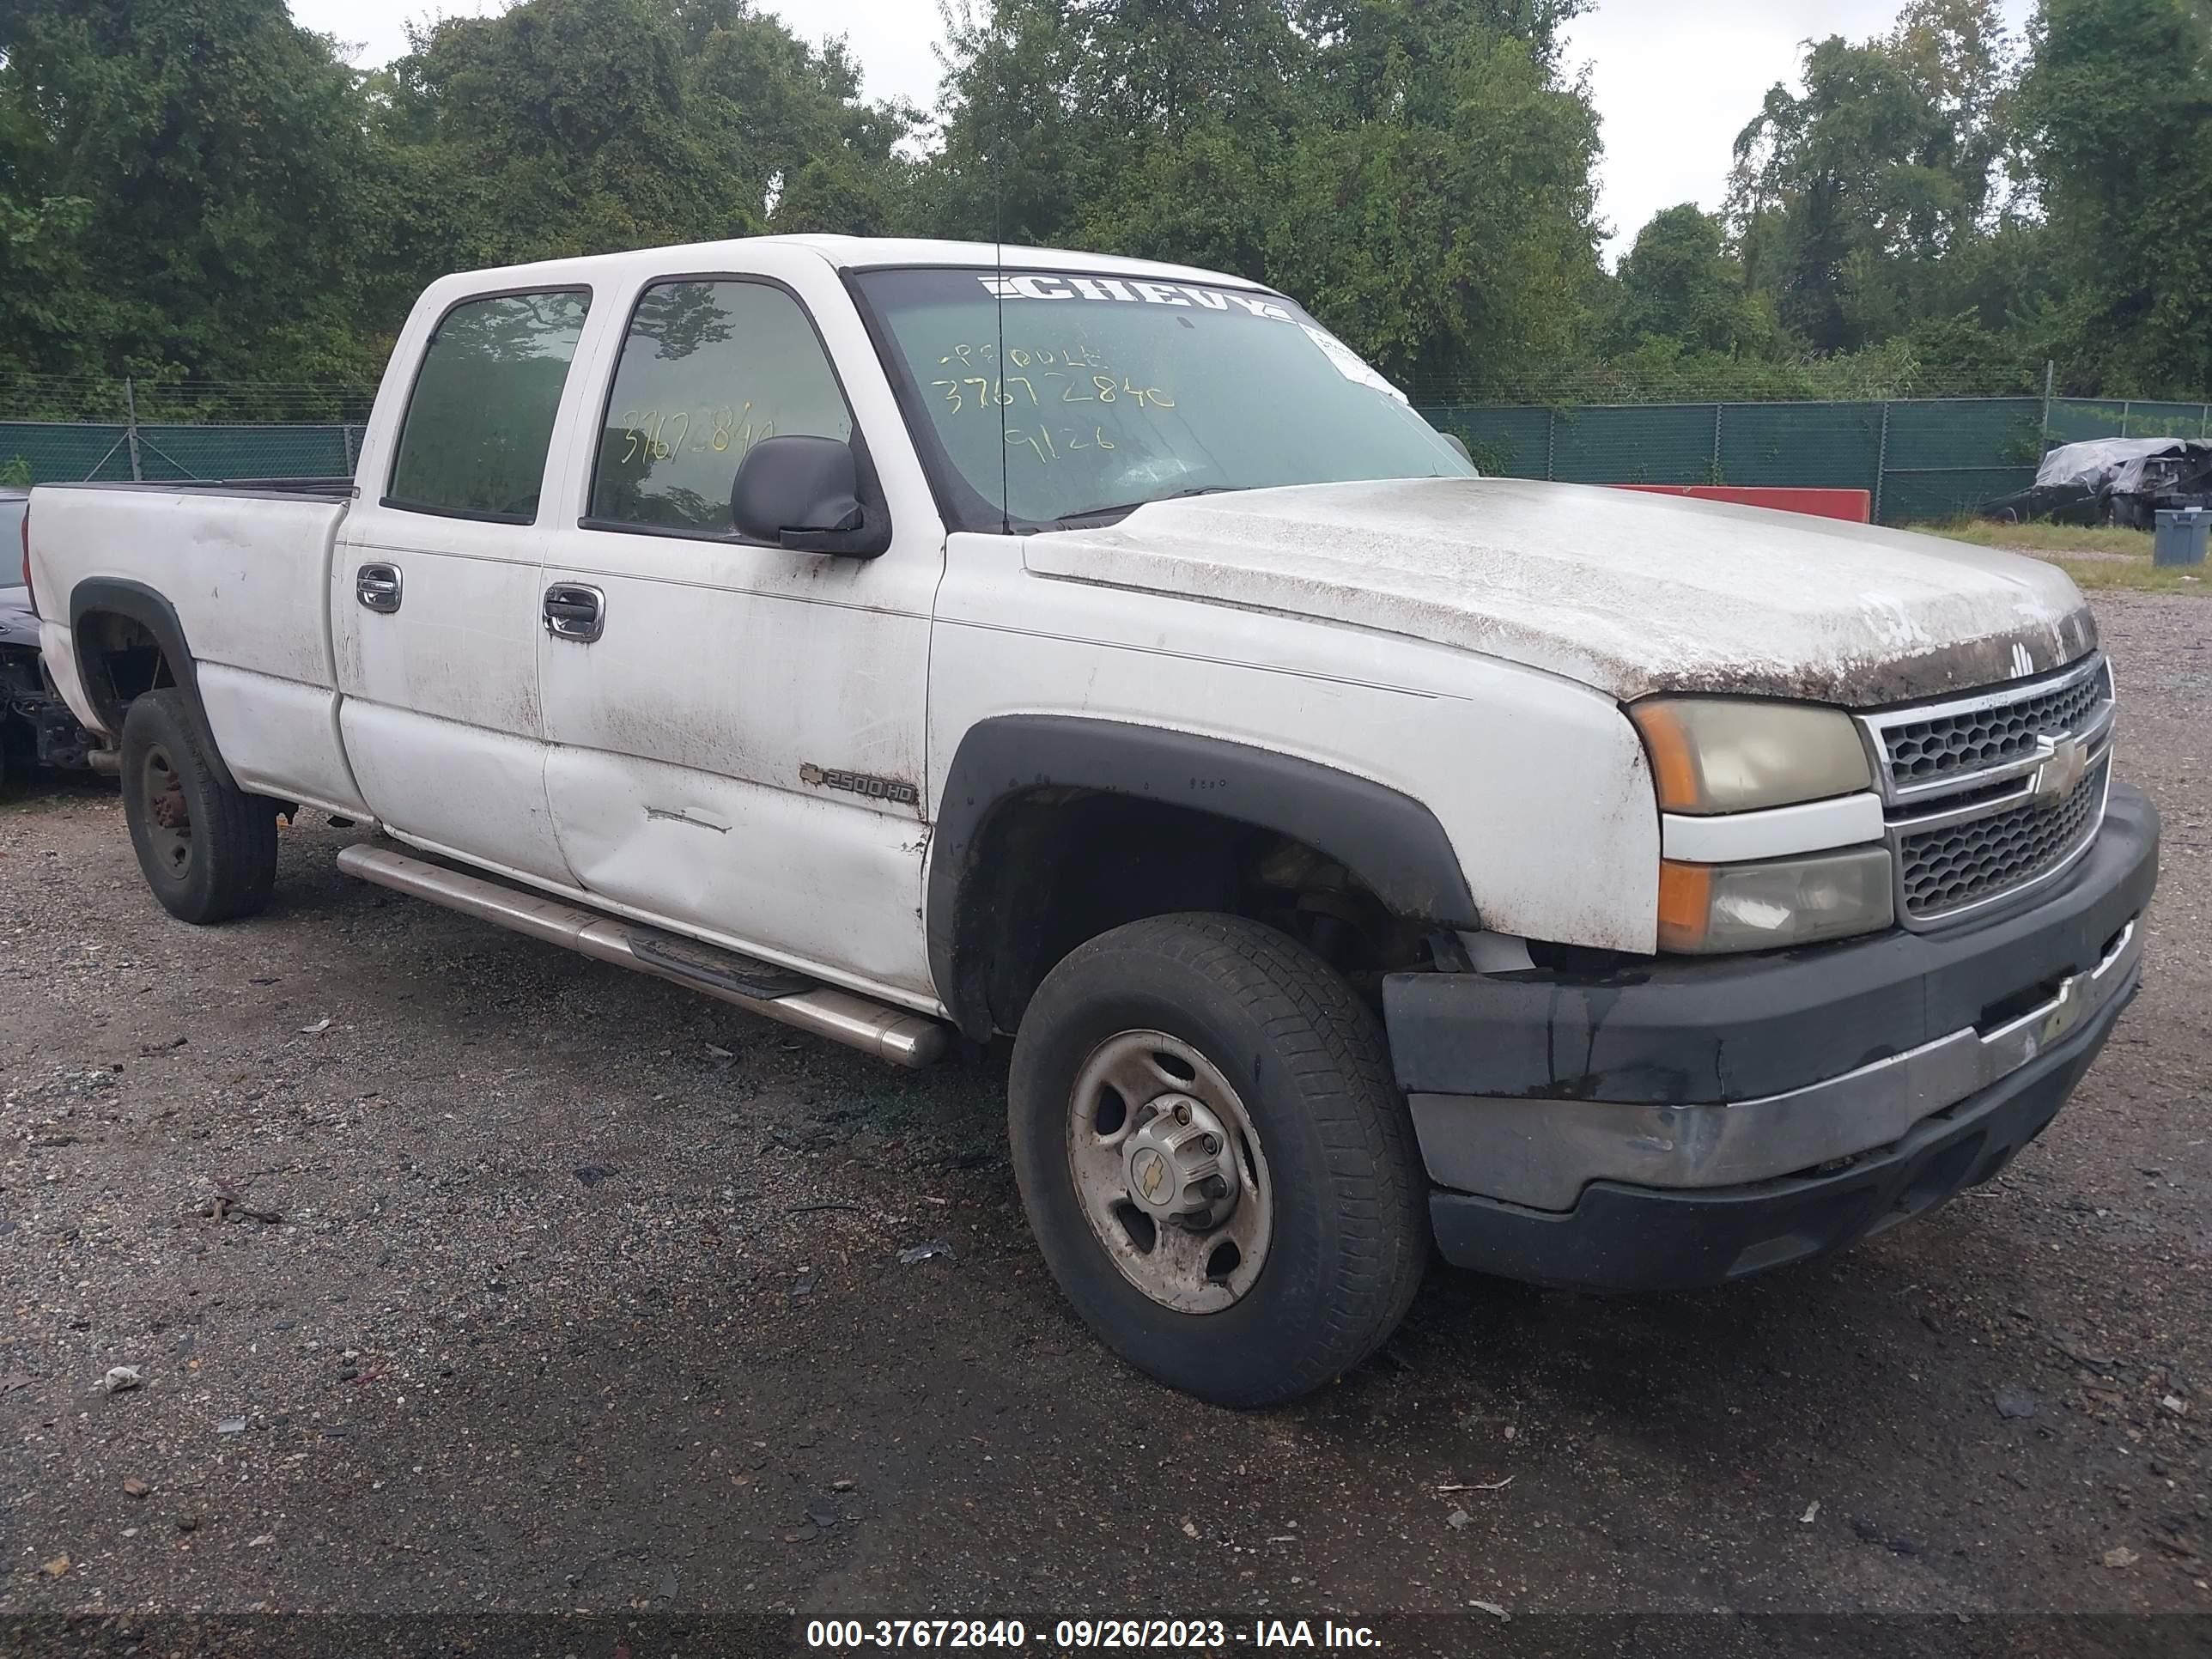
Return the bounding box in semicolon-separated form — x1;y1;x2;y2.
140;743;192;883
1065;1029;1273;1314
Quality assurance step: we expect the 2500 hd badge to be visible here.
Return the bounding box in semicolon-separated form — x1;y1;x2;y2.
799;762;921;806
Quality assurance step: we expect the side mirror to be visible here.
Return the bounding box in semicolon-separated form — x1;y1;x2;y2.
1441;432;1474;465
731;434;874;554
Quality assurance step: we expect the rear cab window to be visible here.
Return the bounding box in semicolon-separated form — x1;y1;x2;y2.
386;289;591;523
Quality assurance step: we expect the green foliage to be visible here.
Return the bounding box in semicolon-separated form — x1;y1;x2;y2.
0;0;2203;413
0;0;921;403
1260;23;1603;391
1610;206;1778;358
0;0;385;386
2017;0;2212;397
928;0;1605;393
373;0;924;268
1665;0;2212;401
1729;0;2018;355
383;0;743;269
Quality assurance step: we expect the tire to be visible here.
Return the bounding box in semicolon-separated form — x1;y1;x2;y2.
119;688;278;924
1008;913;1428;1407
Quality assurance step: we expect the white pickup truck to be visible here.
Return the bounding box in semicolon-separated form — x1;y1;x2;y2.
23;237;2159;1406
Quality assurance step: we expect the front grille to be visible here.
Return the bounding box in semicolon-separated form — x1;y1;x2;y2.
1898;758;2109;920
1861;653;2117;928
1876;659;2111;790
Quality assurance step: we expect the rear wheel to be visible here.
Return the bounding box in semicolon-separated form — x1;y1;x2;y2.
120;689;278;924
1009;913;1427;1407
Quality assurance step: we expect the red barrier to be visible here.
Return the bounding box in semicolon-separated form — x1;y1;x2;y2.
1611;484;1873;524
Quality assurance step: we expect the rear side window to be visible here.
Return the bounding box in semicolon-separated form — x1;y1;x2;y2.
386;289;590;522
587;280;854;536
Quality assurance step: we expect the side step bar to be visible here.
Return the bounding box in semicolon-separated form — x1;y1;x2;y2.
334;843;951;1069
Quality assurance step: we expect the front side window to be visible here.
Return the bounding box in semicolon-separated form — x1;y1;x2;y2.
588;280;854;536
850;266;1473;531
386;290;589;521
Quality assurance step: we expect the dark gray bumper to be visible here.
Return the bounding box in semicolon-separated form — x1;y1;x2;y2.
1425;967;2138;1291
1387;784;2159;1287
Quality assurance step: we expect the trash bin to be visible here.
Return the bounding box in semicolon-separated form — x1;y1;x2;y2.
2154;507;2209;567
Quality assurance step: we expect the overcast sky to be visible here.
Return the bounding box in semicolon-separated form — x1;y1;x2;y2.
289;0;2037;258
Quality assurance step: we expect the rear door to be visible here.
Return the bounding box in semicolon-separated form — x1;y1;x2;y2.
333;285;593;882
534;252;943;1001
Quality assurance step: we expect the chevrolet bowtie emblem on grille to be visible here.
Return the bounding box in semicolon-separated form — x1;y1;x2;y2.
2033;734;2090;806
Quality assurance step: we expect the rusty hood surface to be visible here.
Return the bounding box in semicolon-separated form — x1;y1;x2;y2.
1024;477;2097;706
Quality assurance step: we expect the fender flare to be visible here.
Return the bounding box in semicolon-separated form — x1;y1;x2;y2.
926;714;1480;1036
67;578;235;787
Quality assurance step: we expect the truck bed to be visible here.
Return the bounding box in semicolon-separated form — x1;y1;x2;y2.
27;477;361;811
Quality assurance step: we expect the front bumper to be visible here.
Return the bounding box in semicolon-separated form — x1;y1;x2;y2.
1386;783;2159;1290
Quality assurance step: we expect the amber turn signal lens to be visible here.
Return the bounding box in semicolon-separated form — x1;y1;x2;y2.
1656;848;1894;955
1656;860;1715;952
1634;702;1703;813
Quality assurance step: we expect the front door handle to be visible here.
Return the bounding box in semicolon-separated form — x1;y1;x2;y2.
356;562;403;614
544;582;605;643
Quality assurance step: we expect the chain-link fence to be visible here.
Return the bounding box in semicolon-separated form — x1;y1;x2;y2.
0;420;364;485
5;374;2207;525
1420;393;2212;526
0;376;373;487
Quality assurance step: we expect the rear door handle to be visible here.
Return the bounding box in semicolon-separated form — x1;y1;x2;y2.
544;582;605;643
356;562;403;613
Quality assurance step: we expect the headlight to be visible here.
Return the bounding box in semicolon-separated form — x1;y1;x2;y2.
1631;696;1874;814
1657;848;1895;954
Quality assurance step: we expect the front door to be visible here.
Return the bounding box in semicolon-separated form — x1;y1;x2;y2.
334;285;595;884
535;256;943;1003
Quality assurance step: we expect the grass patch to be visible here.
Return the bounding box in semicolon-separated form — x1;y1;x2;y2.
1929;519;2154;556
1917;518;2209;594
2041;556;2209;594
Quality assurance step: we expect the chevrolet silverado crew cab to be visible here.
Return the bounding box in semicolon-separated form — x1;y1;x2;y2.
23;238;2159;1407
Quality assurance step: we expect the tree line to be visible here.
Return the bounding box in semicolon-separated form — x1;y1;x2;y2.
0;0;2204;419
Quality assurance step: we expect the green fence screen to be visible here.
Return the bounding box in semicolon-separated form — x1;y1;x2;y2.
0;421;358;485
1421;396;2212;525
6;396;2209;526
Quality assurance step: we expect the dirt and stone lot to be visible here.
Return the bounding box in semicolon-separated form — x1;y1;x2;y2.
0;593;2206;1636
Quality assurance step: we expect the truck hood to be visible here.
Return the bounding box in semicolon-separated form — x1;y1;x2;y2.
1024;477;2097;706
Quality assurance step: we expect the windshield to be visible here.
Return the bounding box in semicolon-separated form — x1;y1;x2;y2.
852;267;1474;531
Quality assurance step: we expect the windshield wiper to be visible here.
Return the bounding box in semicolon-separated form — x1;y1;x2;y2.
1049;485;1236;527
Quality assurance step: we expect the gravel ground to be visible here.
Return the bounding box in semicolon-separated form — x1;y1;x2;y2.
1;592;2207;1632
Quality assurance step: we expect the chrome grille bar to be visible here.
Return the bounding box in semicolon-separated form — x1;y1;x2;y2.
1857;652;2116;929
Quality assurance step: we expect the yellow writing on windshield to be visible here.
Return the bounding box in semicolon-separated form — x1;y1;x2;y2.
614;404;775;465
1004;425;1119;466
928;342;1175;418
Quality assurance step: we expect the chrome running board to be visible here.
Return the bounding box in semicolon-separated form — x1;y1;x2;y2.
334;843;951;1069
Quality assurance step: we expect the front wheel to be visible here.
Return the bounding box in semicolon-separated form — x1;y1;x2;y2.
119;689;279;925
1008;914;1428;1407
